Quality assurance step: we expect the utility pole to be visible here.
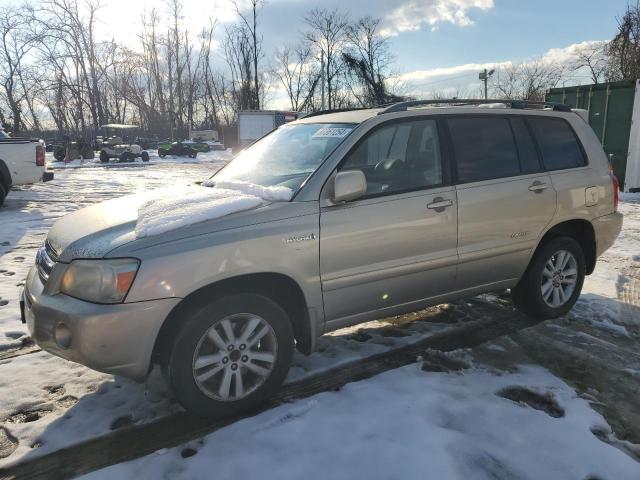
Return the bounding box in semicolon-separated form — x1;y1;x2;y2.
320;50;326;110
479;68;495;100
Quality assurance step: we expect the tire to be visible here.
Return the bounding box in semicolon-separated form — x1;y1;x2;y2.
99;150;109;163
511;236;586;319
0;182;6;208
141;151;150;162
54;147;65;162
119;152;130;163
158;148;167;158
165;293;294;419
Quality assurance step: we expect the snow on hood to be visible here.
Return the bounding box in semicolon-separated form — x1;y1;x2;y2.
135;180;293;238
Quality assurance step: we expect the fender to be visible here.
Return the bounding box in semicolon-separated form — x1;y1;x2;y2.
0;159;12;189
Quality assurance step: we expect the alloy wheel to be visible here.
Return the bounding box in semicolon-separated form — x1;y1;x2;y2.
192;314;278;401
540;250;578;308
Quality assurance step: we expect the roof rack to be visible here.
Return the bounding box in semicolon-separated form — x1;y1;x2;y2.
302;103;397;119
378;99;572;115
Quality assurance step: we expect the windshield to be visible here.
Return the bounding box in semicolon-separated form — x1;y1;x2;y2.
212;123;356;192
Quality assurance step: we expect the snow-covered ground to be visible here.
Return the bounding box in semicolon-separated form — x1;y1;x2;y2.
84;365;640;480
0;162;639;478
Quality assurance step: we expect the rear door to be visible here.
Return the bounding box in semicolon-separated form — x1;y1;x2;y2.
319;118;458;326
449;115;557;290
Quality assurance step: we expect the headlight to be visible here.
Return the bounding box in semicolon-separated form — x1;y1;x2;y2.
60;259;140;304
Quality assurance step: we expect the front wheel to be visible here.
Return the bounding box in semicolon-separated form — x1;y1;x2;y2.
141;151;150;162
511;236;586;319
158;148;167;158
99;150;109;163
165;293;294;418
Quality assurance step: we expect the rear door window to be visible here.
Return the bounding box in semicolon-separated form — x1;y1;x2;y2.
528;117;586;170
447;117;520;183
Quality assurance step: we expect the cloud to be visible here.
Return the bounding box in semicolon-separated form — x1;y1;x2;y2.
394;40;609;97
381;0;494;36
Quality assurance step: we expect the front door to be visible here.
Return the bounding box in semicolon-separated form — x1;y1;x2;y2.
319;118;458;327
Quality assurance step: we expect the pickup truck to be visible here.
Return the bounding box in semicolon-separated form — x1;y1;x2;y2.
0;130;53;207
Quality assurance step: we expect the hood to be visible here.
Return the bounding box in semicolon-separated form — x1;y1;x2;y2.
47;194;142;262
47;187;314;263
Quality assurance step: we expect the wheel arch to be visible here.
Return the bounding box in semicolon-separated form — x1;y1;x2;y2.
535;219;597;274
151;272;314;366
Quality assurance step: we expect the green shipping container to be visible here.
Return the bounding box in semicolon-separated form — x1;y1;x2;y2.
546;80;640;192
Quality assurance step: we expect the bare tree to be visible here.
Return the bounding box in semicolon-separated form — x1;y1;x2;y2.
342;16;401;106
571;42;609;84
273;44;319;111
0;4;40;133
607;2;640;81
304;8;349;110
232;0;263;109
493;59;564;101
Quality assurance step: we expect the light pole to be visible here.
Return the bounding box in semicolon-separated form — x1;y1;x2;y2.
479;68;495;100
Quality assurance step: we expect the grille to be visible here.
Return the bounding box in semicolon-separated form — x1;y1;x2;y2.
36;241;58;284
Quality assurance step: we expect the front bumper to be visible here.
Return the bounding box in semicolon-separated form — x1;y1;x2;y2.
22;265;180;381
593;211;623;258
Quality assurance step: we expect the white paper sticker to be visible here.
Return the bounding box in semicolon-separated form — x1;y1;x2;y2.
312;127;352;139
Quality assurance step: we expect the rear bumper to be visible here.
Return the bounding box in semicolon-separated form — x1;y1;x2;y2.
23;265;180;381
593;211;623;258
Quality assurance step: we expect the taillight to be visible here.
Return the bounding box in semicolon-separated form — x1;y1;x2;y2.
36;145;45;167
610;167;619;212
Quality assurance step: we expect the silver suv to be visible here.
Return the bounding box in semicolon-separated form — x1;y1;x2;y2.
21;100;623;417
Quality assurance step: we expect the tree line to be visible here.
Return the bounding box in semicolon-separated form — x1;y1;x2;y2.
1;0;639;138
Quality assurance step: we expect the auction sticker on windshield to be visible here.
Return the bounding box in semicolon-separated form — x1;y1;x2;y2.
312;127;353;139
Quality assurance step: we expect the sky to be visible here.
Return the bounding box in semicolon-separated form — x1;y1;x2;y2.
1;0;632;104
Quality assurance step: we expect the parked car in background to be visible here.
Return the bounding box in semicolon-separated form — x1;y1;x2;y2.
22;99;622;419
0;130;53;207
159;139;209;153
158;141;199;158
98;124;150;163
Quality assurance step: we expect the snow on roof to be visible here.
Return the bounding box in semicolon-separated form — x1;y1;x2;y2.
135;180;293;238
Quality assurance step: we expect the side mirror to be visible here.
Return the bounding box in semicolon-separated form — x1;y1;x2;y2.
333;170;367;203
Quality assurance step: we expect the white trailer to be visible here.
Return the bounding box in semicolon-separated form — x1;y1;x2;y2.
238;111;299;149
190;129;219;142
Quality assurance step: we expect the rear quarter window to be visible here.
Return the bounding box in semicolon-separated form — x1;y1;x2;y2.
528;117;586;171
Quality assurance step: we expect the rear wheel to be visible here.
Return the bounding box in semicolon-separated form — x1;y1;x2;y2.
0;182;6;208
158;148;167;158
511;236;586;319
141;151;150;162
165;293;294;418
119;152;130;163
99;150;109;163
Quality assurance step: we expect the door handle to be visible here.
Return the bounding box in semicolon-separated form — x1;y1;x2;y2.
528;181;548;193
427;197;453;212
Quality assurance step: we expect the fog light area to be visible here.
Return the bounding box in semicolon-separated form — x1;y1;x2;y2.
54;323;72;349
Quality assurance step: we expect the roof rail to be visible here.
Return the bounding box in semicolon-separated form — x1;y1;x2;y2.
378;99;572;115
302;107;372;119
302;103;397;119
